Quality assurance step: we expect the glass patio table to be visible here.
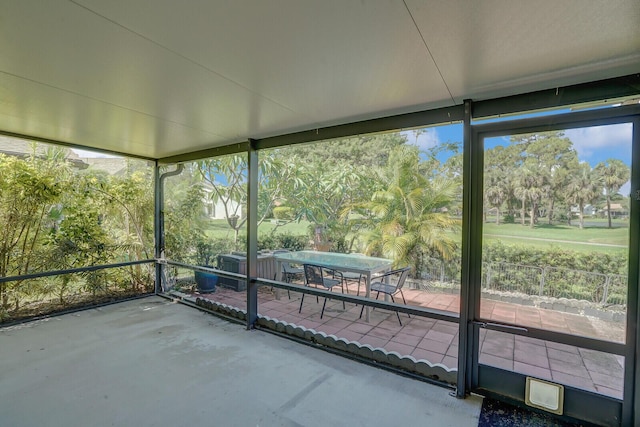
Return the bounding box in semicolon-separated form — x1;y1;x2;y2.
274;250;393;322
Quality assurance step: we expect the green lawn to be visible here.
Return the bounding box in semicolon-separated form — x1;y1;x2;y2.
204;218;311;238
482;222;628;254
203;217;628;255
258;219;311;235
204;219;235;237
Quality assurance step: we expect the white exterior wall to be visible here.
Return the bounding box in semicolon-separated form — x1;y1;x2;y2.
205;198;242;220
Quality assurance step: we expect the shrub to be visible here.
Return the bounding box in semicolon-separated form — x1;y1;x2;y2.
258;233;308;251
277;233;308;251
195;237;234;266
481;242;627;275
272;206;294;220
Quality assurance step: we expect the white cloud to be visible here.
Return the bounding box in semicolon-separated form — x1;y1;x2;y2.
564;123;632;159
402;128;440;151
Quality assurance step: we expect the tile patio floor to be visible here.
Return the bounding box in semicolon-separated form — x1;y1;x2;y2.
186;280;625;400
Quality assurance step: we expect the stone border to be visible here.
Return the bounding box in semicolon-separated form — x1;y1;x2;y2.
406;279;626;323
192;296;457;385
480;289;626;322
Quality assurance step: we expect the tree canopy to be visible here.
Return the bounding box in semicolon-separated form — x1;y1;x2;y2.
484;131;629;228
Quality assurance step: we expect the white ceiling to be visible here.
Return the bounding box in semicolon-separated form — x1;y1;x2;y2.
1;0;639;159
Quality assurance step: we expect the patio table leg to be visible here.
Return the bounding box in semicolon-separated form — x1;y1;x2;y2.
274;260;283;300
364;272;371;322
363;268;391;322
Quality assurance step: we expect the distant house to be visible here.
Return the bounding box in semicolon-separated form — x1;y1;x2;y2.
0;136;88;169
570;204;596;216
200;182;243;221
0;135;132;176
204;197;242;220
602;203;629;218
78;157;129;175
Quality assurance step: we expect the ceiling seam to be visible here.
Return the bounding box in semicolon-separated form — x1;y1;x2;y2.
402;0;456;106
68;0;305;118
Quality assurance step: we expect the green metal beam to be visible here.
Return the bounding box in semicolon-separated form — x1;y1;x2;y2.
253;106;463;151
158;142;250;165
472;73;640;119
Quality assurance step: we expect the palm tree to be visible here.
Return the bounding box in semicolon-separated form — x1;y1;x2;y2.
349;146;460;272
514;163;549;228
513;185;527;226
484;145;519;224
595;159;630;228
565;163;601;229
517;131;578;225
485;182;505;225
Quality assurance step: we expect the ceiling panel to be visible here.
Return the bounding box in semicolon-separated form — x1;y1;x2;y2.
0;0;638;158
0;72;221;158
406;0;640;102
0;0;310;156
74;0;453;122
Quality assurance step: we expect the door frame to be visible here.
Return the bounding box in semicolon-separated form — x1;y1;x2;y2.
459;104;640;426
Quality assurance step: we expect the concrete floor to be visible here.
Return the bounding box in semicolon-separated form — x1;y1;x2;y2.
0;296;482;427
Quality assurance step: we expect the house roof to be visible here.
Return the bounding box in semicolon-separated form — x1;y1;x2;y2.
0;135;89;168
606;203;626;211
0;135;75;158
1;1;639;160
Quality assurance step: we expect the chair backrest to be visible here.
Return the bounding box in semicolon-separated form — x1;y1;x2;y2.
282;262;294;273
380;266;411;292
272;249;294;273
394;267;411;291
303;264;324;287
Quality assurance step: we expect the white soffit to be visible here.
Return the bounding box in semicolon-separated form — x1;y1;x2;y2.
0;0;639;159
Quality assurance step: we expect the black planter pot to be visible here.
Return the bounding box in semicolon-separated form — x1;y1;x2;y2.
194;267;218;293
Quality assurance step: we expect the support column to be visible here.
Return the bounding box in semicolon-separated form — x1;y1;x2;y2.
155;163;184;294
246;139;259;328
457;99;473;397
629;117;640;427
154;161;162;294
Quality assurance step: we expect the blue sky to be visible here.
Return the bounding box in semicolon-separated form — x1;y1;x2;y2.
405;111;633;196
406;121;632;167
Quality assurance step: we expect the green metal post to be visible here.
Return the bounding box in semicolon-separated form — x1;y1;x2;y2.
246;139;258;328
155;163;184;293
457;99;473;397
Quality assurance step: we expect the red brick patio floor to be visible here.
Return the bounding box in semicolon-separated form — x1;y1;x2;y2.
188;281;625;400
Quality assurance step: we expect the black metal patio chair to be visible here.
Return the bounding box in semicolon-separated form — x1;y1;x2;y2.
271;250;304;299
340;271;364;296
282;262;304;283
359;266;411;325
300;264;345;319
